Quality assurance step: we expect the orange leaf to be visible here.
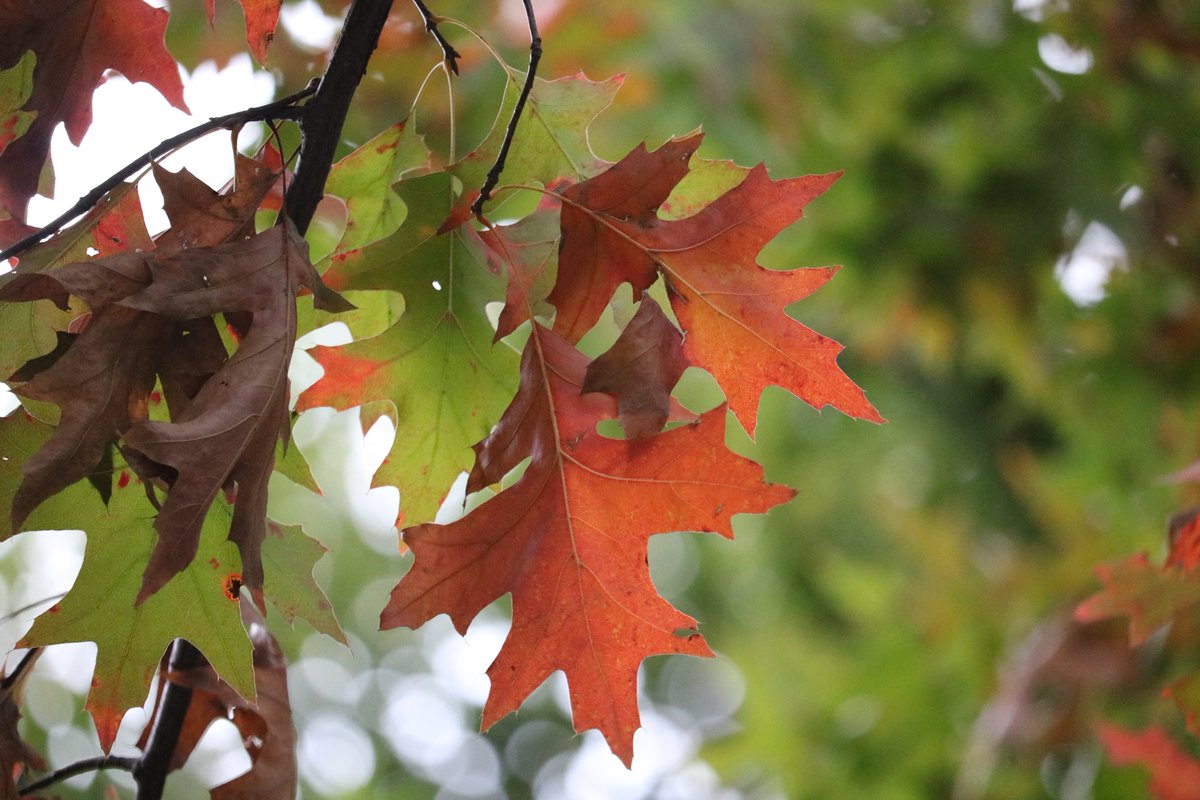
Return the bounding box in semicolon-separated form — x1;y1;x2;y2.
381;325;794;765
1098;723;1200;800
549;133;883;435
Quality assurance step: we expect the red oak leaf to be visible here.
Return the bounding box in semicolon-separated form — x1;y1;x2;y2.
1098;723;1200;800
548;133;883;435
582;294;689;439
381;324;794;765
0;0;186;244
1074;553;1200;646
205;0;283;65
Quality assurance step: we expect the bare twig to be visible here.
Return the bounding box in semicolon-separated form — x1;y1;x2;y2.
412;0;462;74
18;755;136;797
472;0;541;217
0;81;320;264
0;592;66;625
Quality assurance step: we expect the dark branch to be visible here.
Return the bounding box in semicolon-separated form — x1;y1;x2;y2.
1;648;40;691
0;82;319;264
18;755;136;797
411;0;461;74
133;640;202;800
472;0;541;217
285;0;396;234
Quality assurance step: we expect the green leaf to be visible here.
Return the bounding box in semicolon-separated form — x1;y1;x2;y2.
324;120;432;255
17;476;253;752
298;172;518;525
0;410;53;540
274;436;320;495
450;71;622;204
0;51;36;156
261;519;346;644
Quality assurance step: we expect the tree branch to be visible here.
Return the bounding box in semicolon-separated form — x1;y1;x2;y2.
0;82;319;264
18;755;136;797
472;0;541;217
134;2;396;790
1;647;40;691
132;640;202;800
411;0;461;74
285;0;396;233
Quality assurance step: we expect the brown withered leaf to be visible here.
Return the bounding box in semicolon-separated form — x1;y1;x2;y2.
153;157;279;253
138;602;296;799
582;294;689;438
121;222;349;605
0;251;165;529
1;651;45;800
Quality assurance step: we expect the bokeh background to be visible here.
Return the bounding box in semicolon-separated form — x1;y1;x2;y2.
3;0;1200;797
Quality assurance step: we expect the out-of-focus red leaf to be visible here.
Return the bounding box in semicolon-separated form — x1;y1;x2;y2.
1098;723;1200;800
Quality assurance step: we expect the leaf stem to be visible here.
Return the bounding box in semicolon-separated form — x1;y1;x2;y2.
411;0;462;74
472;0;541;217
132;639;202;800
17;755;136;797
0;82;319;264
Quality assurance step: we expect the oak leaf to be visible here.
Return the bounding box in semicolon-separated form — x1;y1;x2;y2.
300;173;517;525
322;120;432;255
381;324;794;765
16;475;254;751
582;294;689;439
450;71;621;212
120;222;348;604
0;51;35;158
152;157;280;253
1075;553;1200;646
548;133;883;434
1098;723;1200;800
0;0;185;244
0;183;151;380
205;0;284;65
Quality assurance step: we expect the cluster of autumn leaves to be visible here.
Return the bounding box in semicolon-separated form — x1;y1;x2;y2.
0;1;886;781
4;1;1198;797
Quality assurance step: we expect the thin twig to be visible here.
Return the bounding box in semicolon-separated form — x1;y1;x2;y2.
472;0;541;217
411;0;462;74
0;592;67;625
17;754;136;796
133;640;202;800
1;647;41;691
0;81;320;264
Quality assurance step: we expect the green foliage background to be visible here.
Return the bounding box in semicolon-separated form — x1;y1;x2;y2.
6;0;1200;797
